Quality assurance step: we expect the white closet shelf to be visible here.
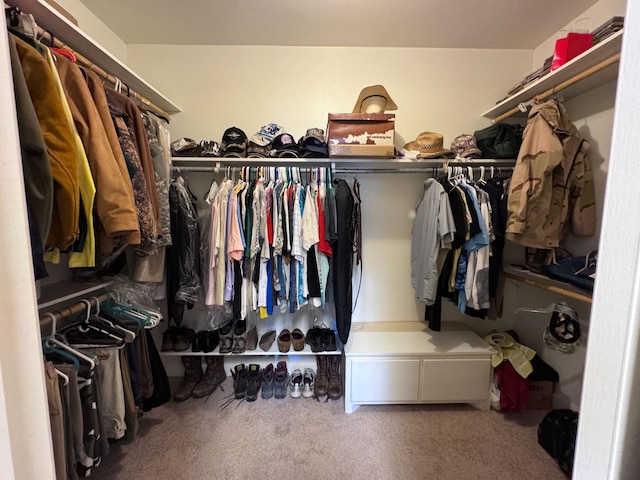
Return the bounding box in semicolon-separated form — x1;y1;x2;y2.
171;157;516;171
483;29;623;120
7;0;181;115
503;265;593;304
38;278;113;310
160;346;342;357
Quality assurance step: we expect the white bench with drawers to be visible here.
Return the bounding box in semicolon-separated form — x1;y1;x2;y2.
343;322;495;413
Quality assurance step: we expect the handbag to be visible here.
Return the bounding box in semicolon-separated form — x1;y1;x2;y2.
538;409;579;476
551;31;593;71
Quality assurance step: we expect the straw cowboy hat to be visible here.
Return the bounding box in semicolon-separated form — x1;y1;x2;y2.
352;84;398;113
403;132;453;158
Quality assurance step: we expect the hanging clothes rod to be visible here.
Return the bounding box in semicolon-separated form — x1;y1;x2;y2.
39;294;108;327
492;53;621;124
171;163;515;175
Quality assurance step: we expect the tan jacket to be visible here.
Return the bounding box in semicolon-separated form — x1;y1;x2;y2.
506;99;596;248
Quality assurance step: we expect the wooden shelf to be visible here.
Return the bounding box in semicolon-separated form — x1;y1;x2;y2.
503;265;592;304
6;0;181;115
483;29;623;120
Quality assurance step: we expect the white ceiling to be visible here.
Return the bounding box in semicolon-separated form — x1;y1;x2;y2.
78;0;599;49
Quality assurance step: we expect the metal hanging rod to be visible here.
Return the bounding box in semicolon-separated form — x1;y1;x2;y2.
170;159;516;175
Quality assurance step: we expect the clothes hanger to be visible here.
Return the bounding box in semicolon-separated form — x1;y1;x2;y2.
89;297;137;341
42;313;96;371
58;300;127;348
54;367;69;387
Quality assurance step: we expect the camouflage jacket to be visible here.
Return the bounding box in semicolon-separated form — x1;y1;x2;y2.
506;99;596;249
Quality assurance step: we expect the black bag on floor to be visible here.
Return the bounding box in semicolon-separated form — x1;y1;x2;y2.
537;409;579;476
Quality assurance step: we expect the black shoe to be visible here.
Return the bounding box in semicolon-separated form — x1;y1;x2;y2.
321;328;337;352
305;327;323;353
192;331;207;352
203;331;219;353
232;364;248;399
246;364;262;402
174;328;196;352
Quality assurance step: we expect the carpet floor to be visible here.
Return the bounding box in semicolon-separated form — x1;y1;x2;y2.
89;377;566;480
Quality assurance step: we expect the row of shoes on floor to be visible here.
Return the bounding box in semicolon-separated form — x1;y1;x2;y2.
172;354;342;403
229;356;342;404
161;321;338;354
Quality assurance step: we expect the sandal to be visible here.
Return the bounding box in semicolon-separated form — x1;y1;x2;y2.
218;321;234;354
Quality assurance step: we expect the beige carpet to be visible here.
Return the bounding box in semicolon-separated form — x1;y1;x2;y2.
89;378;566;480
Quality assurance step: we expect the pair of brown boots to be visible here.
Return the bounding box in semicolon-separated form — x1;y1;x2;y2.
173;356;226;401
314;355;342;400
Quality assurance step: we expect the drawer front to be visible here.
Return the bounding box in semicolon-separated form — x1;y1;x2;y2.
350;357;421;402
420;358;491;402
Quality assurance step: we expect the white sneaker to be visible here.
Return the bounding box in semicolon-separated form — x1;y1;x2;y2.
302;368;316;398
289;369;303;398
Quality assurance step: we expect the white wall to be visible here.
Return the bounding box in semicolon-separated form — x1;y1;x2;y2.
127;44;532;319
52;0;128;62
0;15;56;479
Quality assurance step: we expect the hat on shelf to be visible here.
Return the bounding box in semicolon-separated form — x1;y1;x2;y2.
403;132;453;159
299;128;328;157
250;123;286;146
270;133;300;158
450;134;483;159
221;127;248;157
247;141;271;158
543;303;582;354
352;84;398;113
200;140;221;157
171;137;203;157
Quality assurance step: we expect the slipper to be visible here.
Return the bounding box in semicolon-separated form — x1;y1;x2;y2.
259;330;277;352
278;329;291;353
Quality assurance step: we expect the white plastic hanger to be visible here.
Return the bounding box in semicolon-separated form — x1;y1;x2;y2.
42;313;96;370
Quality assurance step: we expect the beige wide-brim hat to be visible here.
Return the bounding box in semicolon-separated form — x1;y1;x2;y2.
352;84;398;113
403;132;452;158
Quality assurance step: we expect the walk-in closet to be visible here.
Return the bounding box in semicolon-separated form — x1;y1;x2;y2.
1;0;639;479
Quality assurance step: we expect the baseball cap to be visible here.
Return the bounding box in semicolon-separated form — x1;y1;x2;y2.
250;123;286;146
543;303;581;354
451;134;483;159
221;127;248;156
300;128;328;157
271;133;300;158
247;141;271;158
171;137;202;157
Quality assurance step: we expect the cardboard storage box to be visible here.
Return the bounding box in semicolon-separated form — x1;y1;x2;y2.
527;380;555;409
327;113;395;158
